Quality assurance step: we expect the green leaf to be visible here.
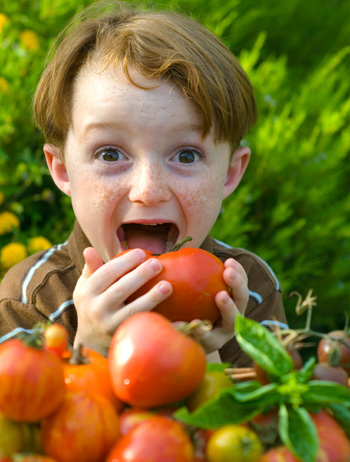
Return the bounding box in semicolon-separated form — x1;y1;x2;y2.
302;381;350;407
174;393;265;428
206;362;231;372
233;382;279;402
326;403;350;439
296;356;316;383
235;315;294;377
279;404;319;462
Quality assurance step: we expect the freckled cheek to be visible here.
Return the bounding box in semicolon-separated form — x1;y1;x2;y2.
72;174;126;213
178;174;225;221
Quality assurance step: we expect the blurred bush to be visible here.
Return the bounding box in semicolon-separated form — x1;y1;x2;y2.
0;0;348;330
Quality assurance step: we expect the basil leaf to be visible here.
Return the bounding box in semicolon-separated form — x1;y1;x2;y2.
206;362;231;372
326;403;350;439
233;382;279;402
302;381;350;407
279;404;319;462
174;393;265;428
296;356;316;383
235;315;294;377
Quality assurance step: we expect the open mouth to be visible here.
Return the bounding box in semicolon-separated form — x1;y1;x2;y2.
118;223;179;254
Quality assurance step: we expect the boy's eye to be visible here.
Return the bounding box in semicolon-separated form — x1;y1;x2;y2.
174;148;203;164
96;147;126;162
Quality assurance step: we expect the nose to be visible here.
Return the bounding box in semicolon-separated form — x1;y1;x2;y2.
128;160;171;205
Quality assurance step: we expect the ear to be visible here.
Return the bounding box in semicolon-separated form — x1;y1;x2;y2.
223;146;251;199
44;144;71;197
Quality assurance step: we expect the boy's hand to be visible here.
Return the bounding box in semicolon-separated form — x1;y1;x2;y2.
189;258;249;356
72;247;172;355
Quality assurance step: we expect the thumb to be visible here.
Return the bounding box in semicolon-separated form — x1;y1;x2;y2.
81;247;104;279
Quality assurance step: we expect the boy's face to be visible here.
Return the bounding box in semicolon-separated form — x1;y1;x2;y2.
45;67;250;262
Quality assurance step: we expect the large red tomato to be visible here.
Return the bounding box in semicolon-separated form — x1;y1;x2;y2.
108;311;207;407
64;346;124;412
116;246;229;323
0;339;65;422
42;391;120;462
106;415;194;462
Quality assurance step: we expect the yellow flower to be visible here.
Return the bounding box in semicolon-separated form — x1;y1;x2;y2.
20;29;39;51
27;236;52;254
0;242;27;270
0;211;20;235
0;77;9;93
0;191;4;205
0;14;9;33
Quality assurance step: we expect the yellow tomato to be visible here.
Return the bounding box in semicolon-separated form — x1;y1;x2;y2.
206;424;262;462
186;370;233;411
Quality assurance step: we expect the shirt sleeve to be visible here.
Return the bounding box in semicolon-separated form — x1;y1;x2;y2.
0;298;50;343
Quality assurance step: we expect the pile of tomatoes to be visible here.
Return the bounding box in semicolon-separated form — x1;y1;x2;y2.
0;310;349;462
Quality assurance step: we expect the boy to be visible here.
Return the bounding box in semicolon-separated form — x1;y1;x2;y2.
0;1;287;365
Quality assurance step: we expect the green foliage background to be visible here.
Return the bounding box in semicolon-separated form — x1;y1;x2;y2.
0;0;349;331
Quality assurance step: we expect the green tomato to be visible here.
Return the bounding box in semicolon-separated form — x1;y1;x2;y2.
0;412;26;455
186;370;233;411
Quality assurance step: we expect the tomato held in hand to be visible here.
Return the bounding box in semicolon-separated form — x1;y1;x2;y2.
0;338;65;422
108;311;207;407
117;246;229;323
106;415;194;462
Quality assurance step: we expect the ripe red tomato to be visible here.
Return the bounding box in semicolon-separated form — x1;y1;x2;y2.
108;311;207;407
64;346;125;412
312;362;349;387
42;391;120;462
11;456;58;462
119;408;156;435
117;246;229;323
106;415;194;462
0;339;65;422
260;446;300;461
310;410;350;461
317;330;350;375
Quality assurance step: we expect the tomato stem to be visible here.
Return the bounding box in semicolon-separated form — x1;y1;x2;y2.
69;343;90;365
171;236;193;252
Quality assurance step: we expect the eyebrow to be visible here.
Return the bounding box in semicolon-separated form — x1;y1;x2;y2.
79;120;205;142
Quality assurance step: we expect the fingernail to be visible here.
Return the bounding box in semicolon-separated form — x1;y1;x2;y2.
158;281;172;295
222;292;230;303
149;258;162;272
135;249;146;261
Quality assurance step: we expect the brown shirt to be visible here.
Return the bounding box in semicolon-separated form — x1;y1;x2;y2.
0;221;287;366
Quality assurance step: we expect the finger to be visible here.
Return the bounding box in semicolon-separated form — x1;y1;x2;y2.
223;267;249;315
111;280;173;324
104;258;167;307
215;292;239;329
224;258;248;285
84;248;147;294
81;247;104;279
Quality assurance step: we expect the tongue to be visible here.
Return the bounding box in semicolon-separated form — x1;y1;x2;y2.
124;224;169;254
